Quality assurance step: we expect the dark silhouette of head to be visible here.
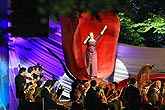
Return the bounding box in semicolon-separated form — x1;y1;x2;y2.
28;66;33;73
129;77;136;85
44;80;52;87
33;66;38;71
19;67;26;74
90;80;97;87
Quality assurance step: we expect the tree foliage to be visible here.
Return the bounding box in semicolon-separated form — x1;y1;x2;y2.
50;0;128;20
118;13;165;47
118;13;145;46
133;14;165;34
118;0;165;47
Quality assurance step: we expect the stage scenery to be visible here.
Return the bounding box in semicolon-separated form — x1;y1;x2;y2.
0;0;165;110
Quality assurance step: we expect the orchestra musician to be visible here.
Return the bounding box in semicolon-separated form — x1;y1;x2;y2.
32;65;43;85
24;66;36;102
161;81;165;109
86;80;99;110
97;80;108;110
25;65;44;102
107;82;120;110
140;79;153;103
69;81;83;110
120;78;141;110
31;65;45;102
41;80;67;110
147;80;162;108
71;89;84;110
26;66;35;82
97;88;108;110
15;67;28;110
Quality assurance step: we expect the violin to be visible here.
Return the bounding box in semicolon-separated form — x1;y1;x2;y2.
107;90;120;102
51;91;58;102
141;89;149;103
107;90;119;99
25;82;37;102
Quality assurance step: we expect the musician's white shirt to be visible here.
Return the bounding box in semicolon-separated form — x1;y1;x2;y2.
25;72;34;83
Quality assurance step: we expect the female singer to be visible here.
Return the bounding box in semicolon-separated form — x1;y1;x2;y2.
83;25;107;78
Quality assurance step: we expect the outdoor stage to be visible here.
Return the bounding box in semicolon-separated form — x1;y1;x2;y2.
0;12;165;110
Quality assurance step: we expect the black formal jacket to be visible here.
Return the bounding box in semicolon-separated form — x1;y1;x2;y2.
123;85;141;109
41;87;57;109
15;74;26;99
86;87;99;110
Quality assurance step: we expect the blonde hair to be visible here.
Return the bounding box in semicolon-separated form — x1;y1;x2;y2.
89;32;94;38
98;80;107;89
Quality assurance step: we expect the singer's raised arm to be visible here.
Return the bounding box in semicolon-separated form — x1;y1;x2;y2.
95;25;107;41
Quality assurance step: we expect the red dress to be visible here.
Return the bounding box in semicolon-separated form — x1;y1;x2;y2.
85;40;97;77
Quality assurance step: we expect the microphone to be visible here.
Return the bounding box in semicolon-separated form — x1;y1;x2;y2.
83;36;90;44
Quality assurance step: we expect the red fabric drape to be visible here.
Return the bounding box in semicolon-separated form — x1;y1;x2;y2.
61;12;120;80
61;15;89;80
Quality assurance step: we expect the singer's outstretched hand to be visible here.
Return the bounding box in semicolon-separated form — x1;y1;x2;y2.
101;25;108;35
